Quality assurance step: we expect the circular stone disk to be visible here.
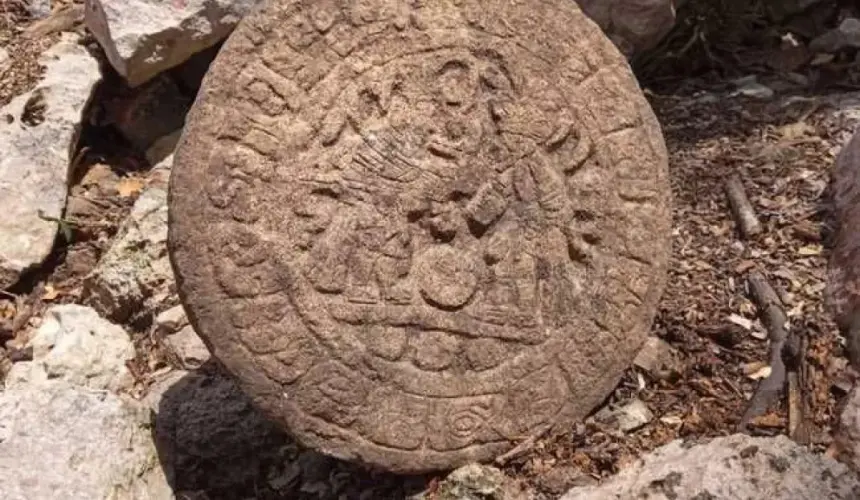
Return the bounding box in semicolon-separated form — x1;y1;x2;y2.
168;0;671;473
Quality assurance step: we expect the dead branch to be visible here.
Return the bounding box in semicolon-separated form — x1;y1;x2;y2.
738;271;789;431
725;174;763;239
494;426;550;466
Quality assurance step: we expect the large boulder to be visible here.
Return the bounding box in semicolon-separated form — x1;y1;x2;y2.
84;0;257;87
0;382;172;500
0;33;101;289
560;434;860;499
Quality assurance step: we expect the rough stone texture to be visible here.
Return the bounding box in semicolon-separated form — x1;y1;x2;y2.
560;434;860;499
0;381;172;500
0;33;101;289
826;128;860;370
163;325;211;369
633;336;679;376
416;464;537;500
576;0;677;57
810;17;860;53
835;386;860;472
150;368;292;494
83;157;174;322
593;398;654;432
84;0;257;87
155;304;188;335
5;304;135;392
168;0;671;472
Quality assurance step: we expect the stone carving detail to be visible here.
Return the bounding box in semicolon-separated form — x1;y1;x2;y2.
168;0;671;473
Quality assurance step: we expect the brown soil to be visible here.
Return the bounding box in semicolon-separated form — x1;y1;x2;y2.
0;3;858;499
502;85;852;495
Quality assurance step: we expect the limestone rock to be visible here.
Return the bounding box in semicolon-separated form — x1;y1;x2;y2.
810;18;860;53
5;304;135;392
168;0;671;473
594;398;654;432
633;336;679;377
0;381;172;500
163;325;210;369
560;434;860;499
83;159;174;322
84;0;257;87
0;33;101;289
576;0;677;57
155;304;188;335
413;464;536;500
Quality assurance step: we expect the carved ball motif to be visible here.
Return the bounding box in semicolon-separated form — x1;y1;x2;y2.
168;0;672;473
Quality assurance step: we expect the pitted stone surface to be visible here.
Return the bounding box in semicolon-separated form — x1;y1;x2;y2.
168;0;671;473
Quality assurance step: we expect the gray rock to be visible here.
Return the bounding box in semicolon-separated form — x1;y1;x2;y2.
162;325;210;369
594;399;654;433
633;336;679;376
27;0;52;19
83;164;173;322
0;33;101;289
0;381;172;500
811;18;860;53
732;76;775;100
5;304;135;392
560;434;860;500
410;464;537;500
576;0;677;57
155;304;188;336
84;0;257;87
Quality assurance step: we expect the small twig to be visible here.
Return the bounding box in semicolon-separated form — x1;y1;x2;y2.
787;371;801;435
494;426;550;466
725;174;762;239
738;271;789;431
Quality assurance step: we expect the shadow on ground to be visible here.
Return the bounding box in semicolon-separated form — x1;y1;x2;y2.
150;361;430;500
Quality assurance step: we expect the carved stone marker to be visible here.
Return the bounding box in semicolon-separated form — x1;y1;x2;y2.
167;0;671;473
827;128;860;369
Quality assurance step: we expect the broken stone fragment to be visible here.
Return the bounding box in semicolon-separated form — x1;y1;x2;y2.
593;398;654;432
4;304;135;392
162;325;211;369
560;434;860;499
84;0;257;87
0;33;101;290
82;158;174;322
633;336;679;377
411;464;536;500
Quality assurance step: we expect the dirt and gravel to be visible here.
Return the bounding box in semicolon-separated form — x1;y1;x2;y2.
1;2;859;499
